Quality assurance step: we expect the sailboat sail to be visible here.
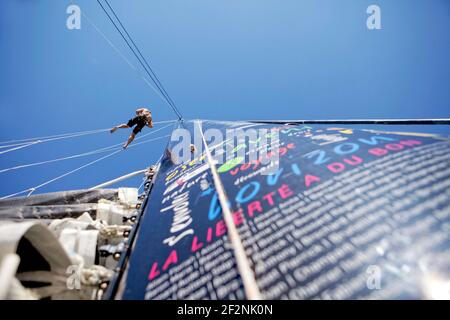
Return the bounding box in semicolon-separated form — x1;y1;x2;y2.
117;121;450;299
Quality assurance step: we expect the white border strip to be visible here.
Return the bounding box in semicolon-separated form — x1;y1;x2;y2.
196;120;262;300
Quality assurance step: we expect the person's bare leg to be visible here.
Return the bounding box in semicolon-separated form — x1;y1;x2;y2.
123;132;136;149
110;124;129;133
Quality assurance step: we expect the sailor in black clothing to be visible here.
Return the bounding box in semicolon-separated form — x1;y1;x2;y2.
110;108;153;149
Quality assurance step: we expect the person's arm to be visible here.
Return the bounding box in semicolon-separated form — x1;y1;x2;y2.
146;114;153;128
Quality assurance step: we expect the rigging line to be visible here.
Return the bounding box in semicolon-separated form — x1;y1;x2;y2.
0;133;172;200
0;123;174;173
137;177;146;192
0;128;109;146
0;149;123;200
91;143;167;191
150;120;179;124
245;118;450;125
0;141;39;149
0;141;41;156
0;189;29;199
80;4;179;114
0;120;176;149
196;119;262;300
127;134;171;148
0;134;170;174
91;169;147;190
102;0;177;111
96;0;181;119
103;0;183;120
0;129;109;148
0;130;111;150
1;132;171;200
103;0;182;119
96;0;183;120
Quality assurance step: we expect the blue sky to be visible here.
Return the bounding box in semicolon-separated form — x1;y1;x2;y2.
0;0;449;197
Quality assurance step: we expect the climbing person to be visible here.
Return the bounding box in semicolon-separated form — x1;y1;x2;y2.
110;108;153;149
143;165;157;194
145;165;157;181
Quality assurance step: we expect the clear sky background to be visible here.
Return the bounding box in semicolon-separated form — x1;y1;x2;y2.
0;0;449;198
